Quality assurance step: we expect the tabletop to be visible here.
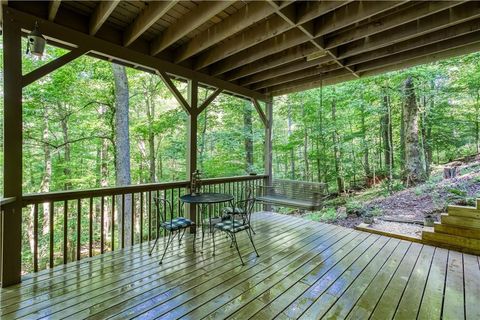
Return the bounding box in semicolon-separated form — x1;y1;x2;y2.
180;192;234;204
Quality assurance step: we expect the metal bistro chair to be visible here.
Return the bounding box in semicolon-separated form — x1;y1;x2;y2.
149;197;195;264
222;186;256;234
213;197;259;265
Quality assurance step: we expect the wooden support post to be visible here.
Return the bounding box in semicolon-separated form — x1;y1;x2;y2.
1;14;23;287
264;99;273;211
186;80;198;229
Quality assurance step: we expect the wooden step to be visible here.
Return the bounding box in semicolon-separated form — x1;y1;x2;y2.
422;228;480;254
447;205;480;219
441;213;480;229
434;222;480;239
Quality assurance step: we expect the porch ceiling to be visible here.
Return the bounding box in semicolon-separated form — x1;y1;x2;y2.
3;1;480;98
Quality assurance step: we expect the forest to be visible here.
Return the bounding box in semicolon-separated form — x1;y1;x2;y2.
1;42;480;272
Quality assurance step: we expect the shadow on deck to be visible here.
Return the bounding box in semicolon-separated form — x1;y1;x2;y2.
0;212;479;319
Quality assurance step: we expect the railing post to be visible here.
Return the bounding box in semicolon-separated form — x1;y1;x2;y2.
1;12;23;287
264;99;273;211
186;80;198;230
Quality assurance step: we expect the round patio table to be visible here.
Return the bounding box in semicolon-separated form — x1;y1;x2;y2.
180;192;234;251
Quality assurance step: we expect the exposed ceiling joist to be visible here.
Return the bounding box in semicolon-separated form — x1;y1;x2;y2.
175;1;276;63
267;69;353;95
338;1;480;60
89;0;119;35
271;36;480;96
345;18;480;67
314;1;407;38
150;1;231;56
193;14;292;71
194;0;348;71
325;1;466;49
225;44;323;81
355;31;480;73
123;1;177;47
211;28;310;76
251;63;343;91
48;0;61;21
239;59;330;86
209;0;406;77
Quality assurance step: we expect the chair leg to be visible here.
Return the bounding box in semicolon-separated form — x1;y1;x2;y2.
232;233;244;266
149;225;161;256
192;227;196;252
247;228;259;257
179;228;186;246
212;229;216;256
159;232;174;265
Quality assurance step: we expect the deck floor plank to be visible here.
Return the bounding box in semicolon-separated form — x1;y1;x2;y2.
0;212;477;320
417;247;449;320
442;251;465;320
393;245;436;319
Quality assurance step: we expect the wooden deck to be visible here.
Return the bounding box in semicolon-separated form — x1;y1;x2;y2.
1;212;479;320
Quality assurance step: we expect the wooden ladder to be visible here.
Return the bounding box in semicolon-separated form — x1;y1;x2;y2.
422;199;480;255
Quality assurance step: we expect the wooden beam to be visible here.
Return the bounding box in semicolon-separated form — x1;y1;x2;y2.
211;28;310;76
194;1;347;71
175;1;276;63
123;1;177;47
338;1;480;60
48;0;61;21
157;71;190;113
150;1;231;56
6;7;267;101
239;59;332;86
355;31;480;73
186;79;198;230
251;64;343;91
89;0;119;35
198;88;222;114
0;1;8;24
225;44;323;81
251;98;268;128
22;47;88;87
1;16;22;287
325;1;465;49
345;18;480;67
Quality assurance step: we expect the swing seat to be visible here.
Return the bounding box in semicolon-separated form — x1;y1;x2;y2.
256;179;327;211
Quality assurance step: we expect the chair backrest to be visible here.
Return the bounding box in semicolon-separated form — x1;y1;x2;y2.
153;197;174;226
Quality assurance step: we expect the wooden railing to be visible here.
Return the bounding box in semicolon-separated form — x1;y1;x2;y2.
20;175;267;274
0;197;17;281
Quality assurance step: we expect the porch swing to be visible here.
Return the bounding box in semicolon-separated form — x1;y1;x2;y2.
256;78;327;211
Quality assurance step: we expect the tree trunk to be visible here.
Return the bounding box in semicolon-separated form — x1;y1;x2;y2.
360;100;371;177
331;96;344;193
146;91;156;183
287;104;296;179
243;100;254;173
302;102;310;180
381;93;393;171
403;76;426;186
112;63;132;247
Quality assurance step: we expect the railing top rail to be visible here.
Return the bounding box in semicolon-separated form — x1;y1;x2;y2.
22;180;190;204
0;197;17;207
201;174;268;185
21;175;268;205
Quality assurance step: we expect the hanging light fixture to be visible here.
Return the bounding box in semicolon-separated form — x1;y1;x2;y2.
26;21;46;57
